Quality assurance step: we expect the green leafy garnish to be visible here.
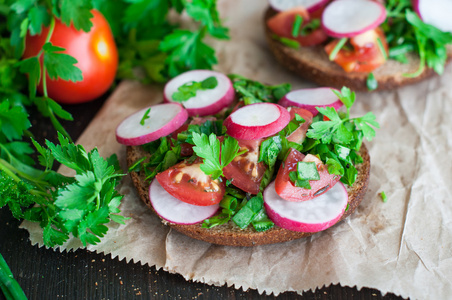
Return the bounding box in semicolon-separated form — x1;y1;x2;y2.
366;73;378;91
232;193;268;229
305;87;379;185
379;191;388;202
271;34;300;49
382;1;452;77
191;132;244;180
289;161;320;189
328;38;348;61
140;108;151;125
172;76;218;102
228;74;291;105
292;14;303;37
0;133;126;247
300;19;320;36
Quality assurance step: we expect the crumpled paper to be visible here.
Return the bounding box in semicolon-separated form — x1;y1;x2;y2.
21;1;452;298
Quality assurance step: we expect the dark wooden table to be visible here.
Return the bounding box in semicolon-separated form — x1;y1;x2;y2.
0;93;406;300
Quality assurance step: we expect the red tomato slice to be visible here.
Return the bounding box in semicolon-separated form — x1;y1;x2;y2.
286;107;313;144
223;138;267;195
274;148;341;202
267;8;328;47
156;158;225;206
324;28;388;73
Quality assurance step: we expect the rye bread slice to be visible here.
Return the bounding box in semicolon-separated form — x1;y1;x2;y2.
264;7;452;92
127;143;370;247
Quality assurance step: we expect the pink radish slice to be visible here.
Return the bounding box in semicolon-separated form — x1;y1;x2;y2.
268;0;329;13
149;179;220;225
116;103;188;146
413;0;452;33
264;181;348;233
223;103;290;140
321;0;387;38
278;87;343;116
163;70;235;116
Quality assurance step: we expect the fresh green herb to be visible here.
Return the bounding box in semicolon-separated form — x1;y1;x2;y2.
292;14;303;37
140;108;151;125
202;194;238;228
191;132;244;180
251;208;274;232
232;193;268;229
0;253;27;300
0;133;126;247
376;37;388;60
141;137;181;181
329;38;348;61
379;191;387;202
172;76;218;102
366;73;378;91
300;19;320;36
271;34;301;49
289;161;320;189
382;1;452;77
177;119;225;145
305;87;379;185
228;74;291;105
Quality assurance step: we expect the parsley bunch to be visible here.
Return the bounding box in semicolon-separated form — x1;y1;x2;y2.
0;133;126;247
382;0;452;77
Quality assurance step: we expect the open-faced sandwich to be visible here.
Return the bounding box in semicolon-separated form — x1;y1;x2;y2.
116;70;379;247
265;0;452;91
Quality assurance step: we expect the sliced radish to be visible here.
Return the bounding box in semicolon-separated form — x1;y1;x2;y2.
268;0;329;14
149;179;220;225
413;0;452;33
163;70;235;116
264;180;348;233
278;87;343;116
116;103;188;146
321;0;386;38
223;103;290;140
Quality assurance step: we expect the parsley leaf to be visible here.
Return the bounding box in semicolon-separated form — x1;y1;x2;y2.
172;76;218;102
191;132;242;180
159;28;217;78
228;74;291;105
43;42;83;82
140;108;151;125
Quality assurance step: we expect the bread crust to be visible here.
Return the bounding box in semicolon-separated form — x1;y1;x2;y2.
127;144;371;247
264;7;452;91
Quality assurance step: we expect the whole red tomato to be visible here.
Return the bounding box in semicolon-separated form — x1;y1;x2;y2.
23;10;118;104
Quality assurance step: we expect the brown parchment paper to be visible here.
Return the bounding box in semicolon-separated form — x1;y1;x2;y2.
21;1;452;298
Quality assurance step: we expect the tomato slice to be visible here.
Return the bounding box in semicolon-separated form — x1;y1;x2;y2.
324;28;388;73
286;107;313;144
274;148;341;202
223;138;267;195
156;158;225;206
267;7;328;47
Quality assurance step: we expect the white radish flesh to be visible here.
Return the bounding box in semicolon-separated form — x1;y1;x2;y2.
223;103;290;140
413;0;452;33
116;103;188;146
278;87;343;116
149;179;219;225
163;70;235;116
268;0;329;13
264;181;348;233
321;0;386;38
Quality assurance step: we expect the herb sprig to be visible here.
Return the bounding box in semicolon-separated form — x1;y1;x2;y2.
382;0;452;77
0;133;126;247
